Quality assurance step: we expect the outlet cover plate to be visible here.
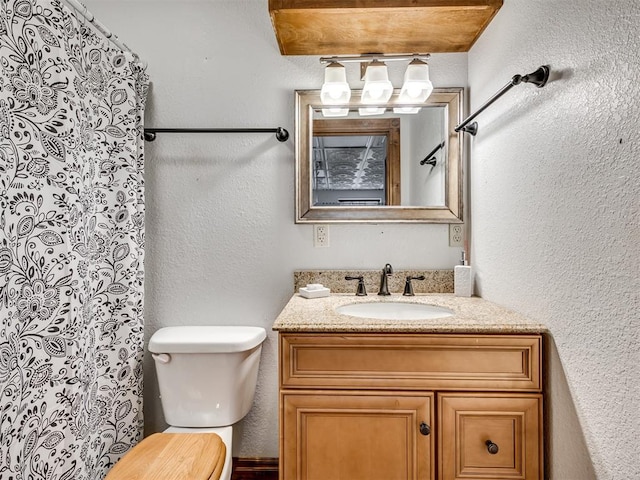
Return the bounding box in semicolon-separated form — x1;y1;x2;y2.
314;224;330;247
449;224;464;247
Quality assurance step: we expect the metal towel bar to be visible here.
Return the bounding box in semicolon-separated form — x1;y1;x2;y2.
143;127;290;142
455;65;550;136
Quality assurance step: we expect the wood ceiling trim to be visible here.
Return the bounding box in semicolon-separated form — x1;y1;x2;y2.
269;0;503;55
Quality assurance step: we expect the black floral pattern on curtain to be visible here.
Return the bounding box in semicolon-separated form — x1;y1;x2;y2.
0;1;148;478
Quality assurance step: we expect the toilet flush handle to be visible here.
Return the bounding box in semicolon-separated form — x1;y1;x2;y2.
152;353;172;364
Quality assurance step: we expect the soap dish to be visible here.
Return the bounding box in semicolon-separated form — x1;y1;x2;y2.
299;285;330;299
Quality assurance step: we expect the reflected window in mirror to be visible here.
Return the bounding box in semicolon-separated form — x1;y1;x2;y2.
295;88;464;223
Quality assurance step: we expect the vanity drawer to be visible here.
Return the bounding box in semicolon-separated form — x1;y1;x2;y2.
438;393;543;480
280;333;542;391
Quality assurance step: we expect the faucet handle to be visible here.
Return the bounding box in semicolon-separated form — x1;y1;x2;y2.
403;275;426;296
345;276;367;296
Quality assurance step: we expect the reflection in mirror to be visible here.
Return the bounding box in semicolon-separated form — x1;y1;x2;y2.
313;118;401;207
295;89;464;223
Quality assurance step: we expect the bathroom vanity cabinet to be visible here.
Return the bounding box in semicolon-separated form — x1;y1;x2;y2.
278;333;543;480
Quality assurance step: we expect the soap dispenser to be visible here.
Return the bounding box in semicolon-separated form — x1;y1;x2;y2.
454;251;474;297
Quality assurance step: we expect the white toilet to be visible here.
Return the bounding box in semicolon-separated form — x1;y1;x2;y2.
106;325;267;480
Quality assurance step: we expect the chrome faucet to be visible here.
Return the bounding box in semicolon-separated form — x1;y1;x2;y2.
378;263;393;295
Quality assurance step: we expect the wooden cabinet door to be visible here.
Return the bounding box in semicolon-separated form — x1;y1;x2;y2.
281;391;435;480
438;393;543;480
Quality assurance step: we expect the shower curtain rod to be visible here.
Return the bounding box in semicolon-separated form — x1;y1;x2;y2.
143;127;290;142
62;0;134;55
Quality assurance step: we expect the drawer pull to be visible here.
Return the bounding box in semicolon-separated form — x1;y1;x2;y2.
419;422;431;436
485;440;499;454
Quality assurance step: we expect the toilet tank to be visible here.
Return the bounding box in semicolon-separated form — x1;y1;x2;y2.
149;326;266;428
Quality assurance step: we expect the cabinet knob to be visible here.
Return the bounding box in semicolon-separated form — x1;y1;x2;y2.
419;422;431;436
485;440;499;454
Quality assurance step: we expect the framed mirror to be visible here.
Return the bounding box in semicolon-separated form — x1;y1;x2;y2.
295;88;464;223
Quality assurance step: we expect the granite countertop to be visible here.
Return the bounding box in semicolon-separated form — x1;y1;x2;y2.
272;293;547;333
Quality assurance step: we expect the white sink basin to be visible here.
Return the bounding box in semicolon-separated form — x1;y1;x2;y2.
335;302;454;320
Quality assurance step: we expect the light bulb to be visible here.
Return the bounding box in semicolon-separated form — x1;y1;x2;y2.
406;85;423;98
368;85;384;99
328;88;343;100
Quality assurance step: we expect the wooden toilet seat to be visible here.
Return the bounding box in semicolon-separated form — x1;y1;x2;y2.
105;433;226;480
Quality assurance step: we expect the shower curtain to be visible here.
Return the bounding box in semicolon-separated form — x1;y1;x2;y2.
0;1;148;478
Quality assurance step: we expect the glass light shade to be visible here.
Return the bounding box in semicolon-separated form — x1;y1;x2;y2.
398;59;433;103
361;61;393;104
321;107;349;117
393;106;421;114
358;106;386;116
320;62;351;105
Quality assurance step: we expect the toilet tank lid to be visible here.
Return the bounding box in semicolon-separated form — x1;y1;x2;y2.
149;326;266;353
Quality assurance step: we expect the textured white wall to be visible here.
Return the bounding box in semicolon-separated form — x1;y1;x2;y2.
468;1;639;479
83;0;467;458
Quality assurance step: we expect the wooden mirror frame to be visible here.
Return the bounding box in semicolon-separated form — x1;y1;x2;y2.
295;88;464;223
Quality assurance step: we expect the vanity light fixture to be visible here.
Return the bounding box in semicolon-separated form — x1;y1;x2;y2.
319;54;432;117
399;59;433;102
320;62;351;117
359;60;393;116
361;60;394;105
394;58;433;114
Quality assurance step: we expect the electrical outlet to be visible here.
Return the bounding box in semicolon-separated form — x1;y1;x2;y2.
314;224;330;247
449;224;464;247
